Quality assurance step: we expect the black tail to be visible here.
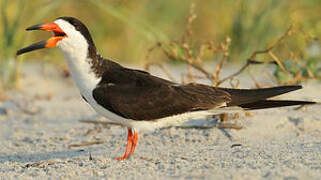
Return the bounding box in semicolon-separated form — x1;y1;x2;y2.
238;100;315;110
219;85;315;109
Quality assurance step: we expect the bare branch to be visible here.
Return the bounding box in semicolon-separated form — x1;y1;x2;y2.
68;141;104;149
79;119;123;126
144;62;177;82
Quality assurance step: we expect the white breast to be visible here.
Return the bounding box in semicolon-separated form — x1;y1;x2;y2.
61;51;127;123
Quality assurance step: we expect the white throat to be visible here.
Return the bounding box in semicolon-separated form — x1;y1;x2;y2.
55;19;99;99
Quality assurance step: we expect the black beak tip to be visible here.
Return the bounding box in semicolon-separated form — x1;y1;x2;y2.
16;48;26;56
26;24;42;31
16;40;47;56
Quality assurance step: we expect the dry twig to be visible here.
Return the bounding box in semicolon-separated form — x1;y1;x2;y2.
24;160;57;168
144;62;176;82
68;141;104;149
151;22;295;87
79;119;123;126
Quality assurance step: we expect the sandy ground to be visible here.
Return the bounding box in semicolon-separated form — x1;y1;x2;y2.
0;63;320;180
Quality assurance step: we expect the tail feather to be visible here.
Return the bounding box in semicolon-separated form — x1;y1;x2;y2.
238;100;316;110
220;85;303;106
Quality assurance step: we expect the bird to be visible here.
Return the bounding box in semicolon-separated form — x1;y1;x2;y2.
16;17;315;160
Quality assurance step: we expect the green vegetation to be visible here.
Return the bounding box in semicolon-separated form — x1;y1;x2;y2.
0;0;320;87
0;0;64;87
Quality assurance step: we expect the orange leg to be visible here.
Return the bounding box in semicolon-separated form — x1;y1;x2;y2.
115;128;133;160
130;131;138;156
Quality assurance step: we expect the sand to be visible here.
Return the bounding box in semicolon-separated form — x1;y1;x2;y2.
0;63;320;180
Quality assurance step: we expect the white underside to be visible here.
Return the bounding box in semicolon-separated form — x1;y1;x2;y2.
95;104;243;132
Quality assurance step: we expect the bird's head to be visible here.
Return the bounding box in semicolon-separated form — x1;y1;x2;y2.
17;17;95;56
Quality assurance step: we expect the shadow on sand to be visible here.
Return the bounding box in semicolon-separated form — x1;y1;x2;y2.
0;147;103;164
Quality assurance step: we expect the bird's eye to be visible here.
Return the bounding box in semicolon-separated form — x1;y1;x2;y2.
73;24;80;31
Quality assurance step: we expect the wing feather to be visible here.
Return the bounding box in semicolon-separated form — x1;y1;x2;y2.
93;68;231;120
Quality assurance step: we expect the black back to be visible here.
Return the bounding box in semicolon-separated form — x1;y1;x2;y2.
93;65;231;120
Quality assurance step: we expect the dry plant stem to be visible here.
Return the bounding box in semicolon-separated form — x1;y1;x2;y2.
268;51;288;73
159;45;215;82
216;60;252;85
217;26;294;86
217;123;243;130
245;111;254;117
213;55;227;86
68;141;104;149
248;26;293;60
185;61;215;82
287;73;302;85
25;160;57;168
213;37;231;86
213;56;226;86
220;114;229;122
84;128;102;136
144;62;176;82
229;78;240;88
183;3;197;43
182;73;207;81
187;66;194;83
79;119;123;126
175;3;216;83
294;105;306;111
147;15;298;88
217;60;276;86
231;144;242;148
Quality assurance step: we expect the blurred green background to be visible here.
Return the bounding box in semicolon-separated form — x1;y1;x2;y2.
1;0;320;87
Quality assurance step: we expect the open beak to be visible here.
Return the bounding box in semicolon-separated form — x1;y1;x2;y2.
16;23;67;56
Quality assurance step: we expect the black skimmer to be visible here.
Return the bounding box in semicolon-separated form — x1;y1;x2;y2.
16;17;315;160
